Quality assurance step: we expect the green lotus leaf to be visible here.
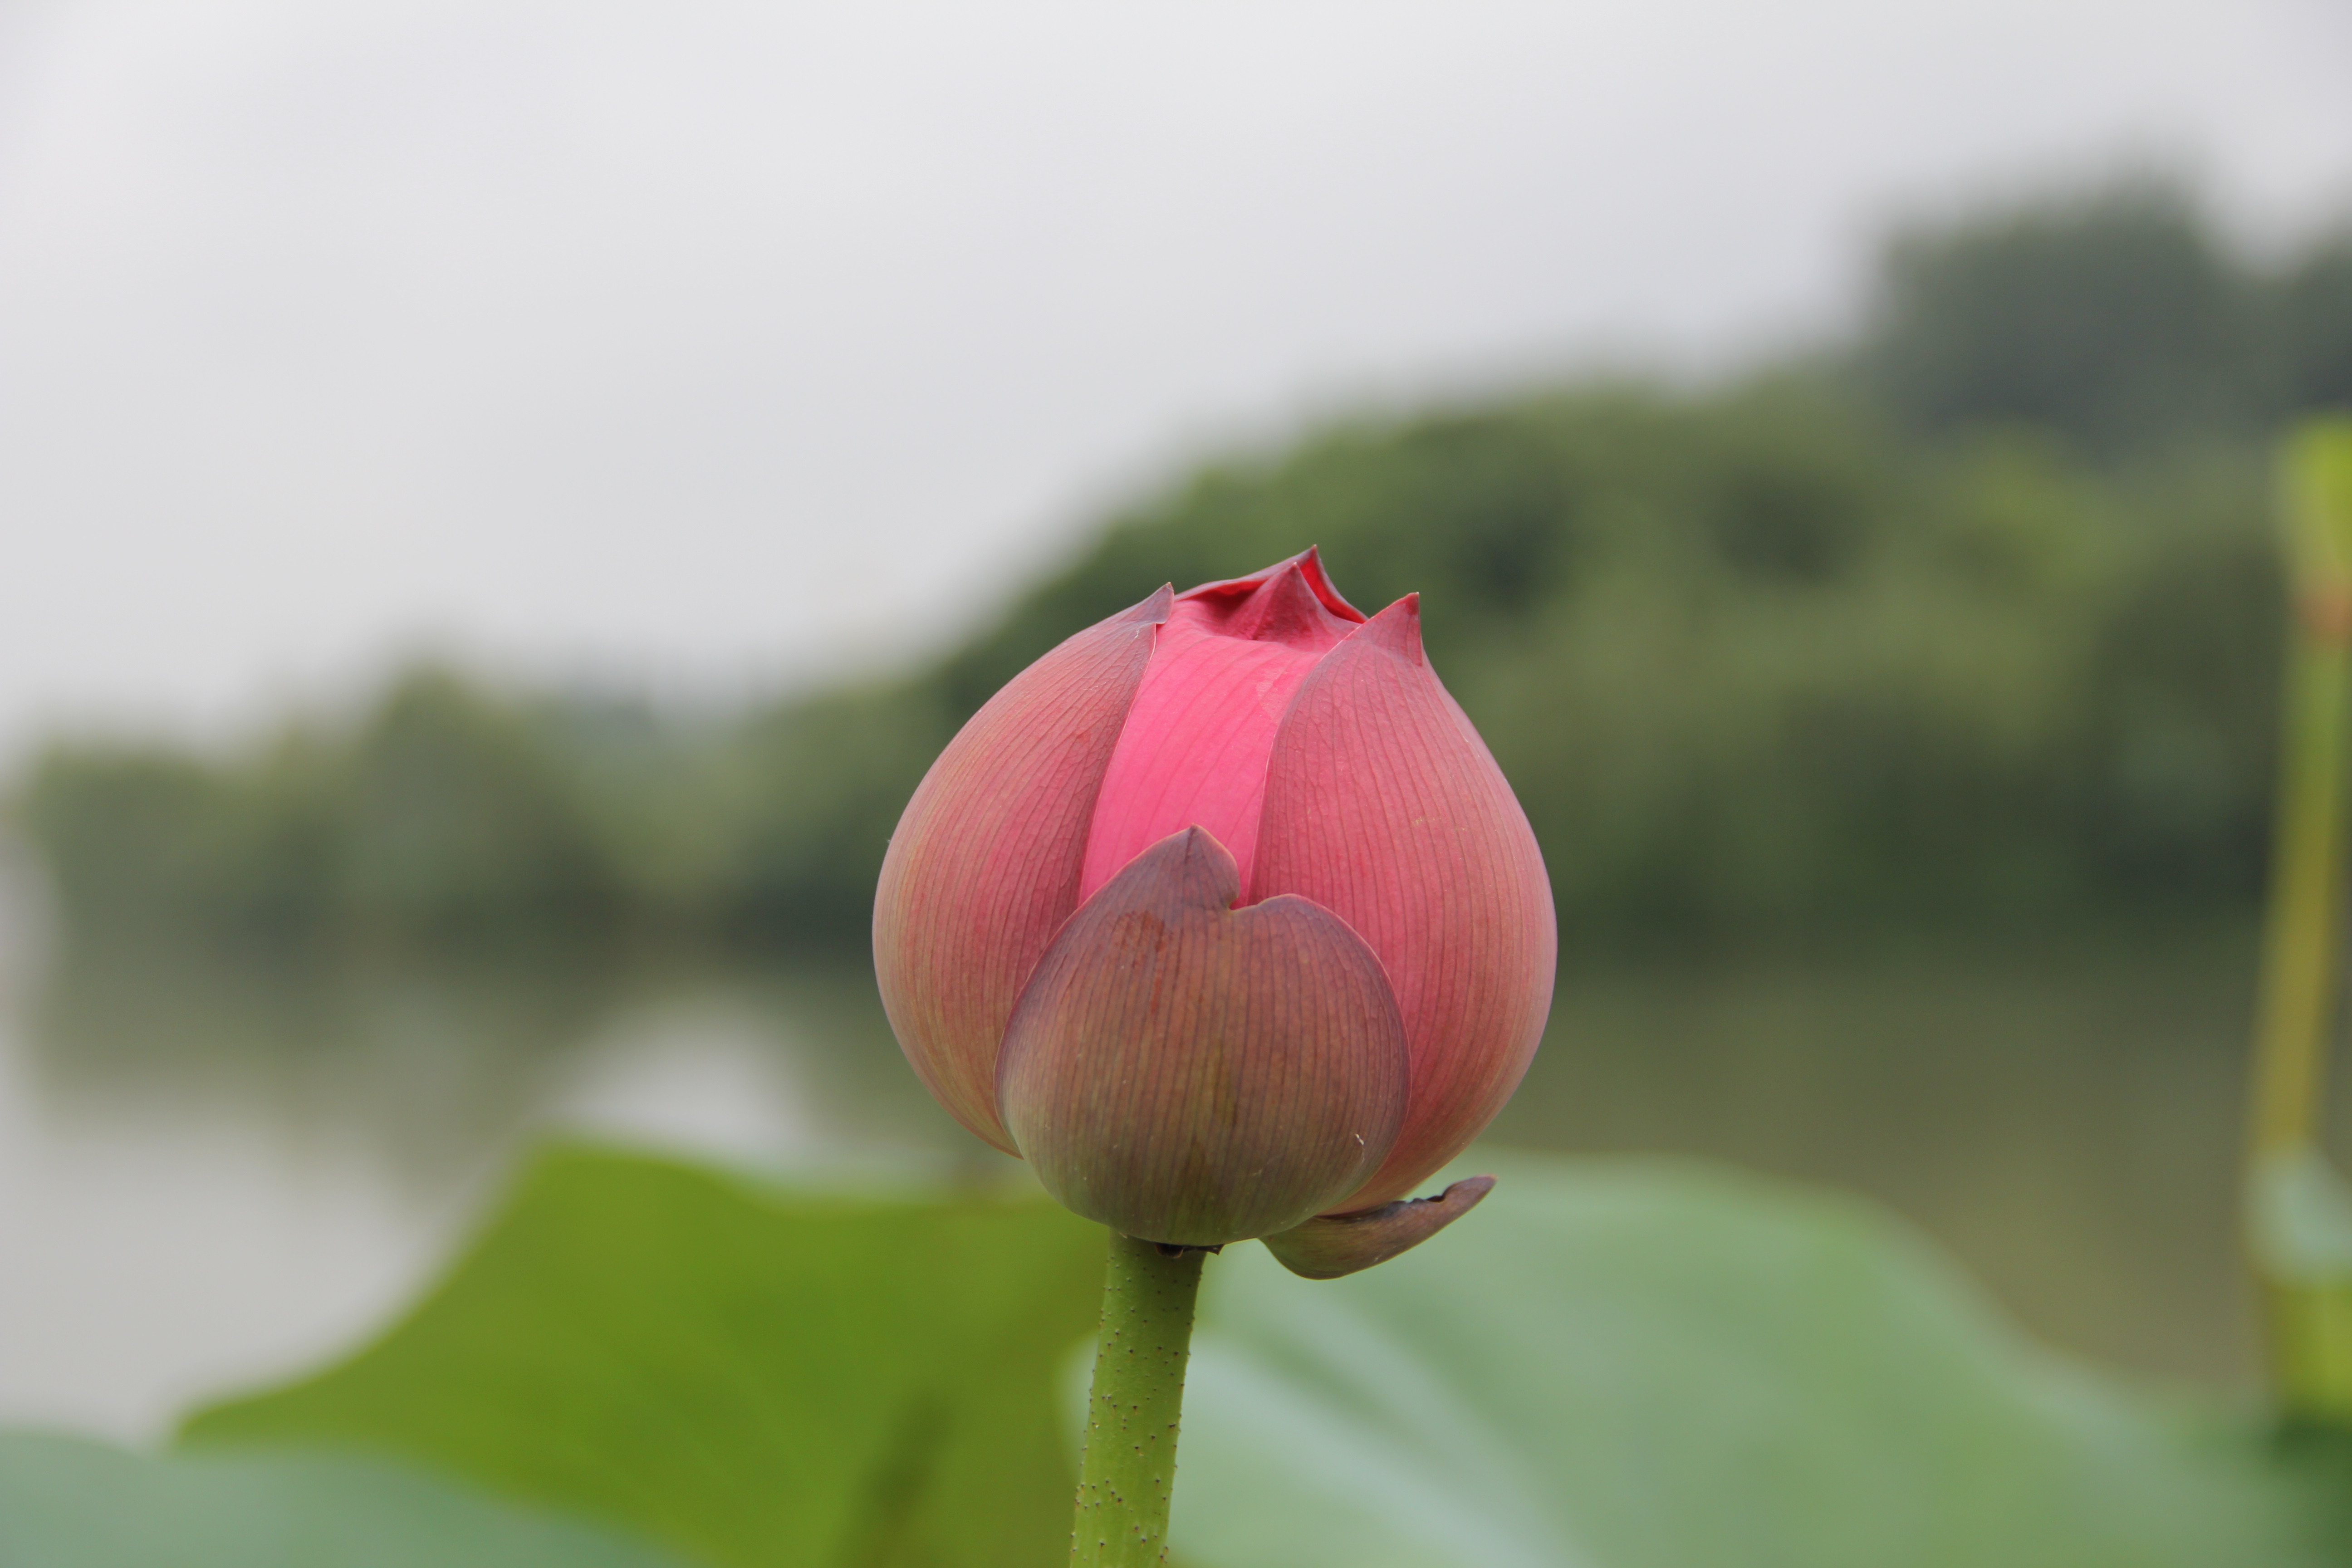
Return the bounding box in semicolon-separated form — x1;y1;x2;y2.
0;1429;682;1568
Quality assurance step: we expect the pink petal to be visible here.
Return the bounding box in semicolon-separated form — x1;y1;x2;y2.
1253;595;1557;1209
998;827;1409;1246
873;588;1170;1151
1079;551;1362;903
1179;546;1366;625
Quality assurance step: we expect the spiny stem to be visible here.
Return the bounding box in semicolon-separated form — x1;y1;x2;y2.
1070;1231;1205;1567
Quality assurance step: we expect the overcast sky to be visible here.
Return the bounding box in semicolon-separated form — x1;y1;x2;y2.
3;0;2351;758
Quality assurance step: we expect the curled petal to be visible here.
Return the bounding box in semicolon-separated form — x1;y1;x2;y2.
873;588;1170;1150
1254;596;1556;1209
1261;1176;1496;1280
998;828;1408;1246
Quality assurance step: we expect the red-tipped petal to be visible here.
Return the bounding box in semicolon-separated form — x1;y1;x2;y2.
1079;559;1358;903
1254;595;1556;1209
998;828;1408;1246
1176;545;1367;624
873;588;1171;1150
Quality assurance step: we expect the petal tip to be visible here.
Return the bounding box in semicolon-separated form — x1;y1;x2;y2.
1176;550;1367;625
1289;546;1368;623
1123;824;1243;911
1352;594;1425;664
1260;1174;1494;1279
1129;584;1176;625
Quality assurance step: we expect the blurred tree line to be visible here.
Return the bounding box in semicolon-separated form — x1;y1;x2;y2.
18;179;2352;958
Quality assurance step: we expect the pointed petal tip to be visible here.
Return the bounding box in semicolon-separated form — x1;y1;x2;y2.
1289;546;1367;623
1152;824;1241;906
1176;549;1367;624
1260;1174;1495;1279
1350;593;1424;663
1220;558;1338;645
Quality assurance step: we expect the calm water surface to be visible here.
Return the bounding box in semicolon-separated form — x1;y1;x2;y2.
0;889;2335;1442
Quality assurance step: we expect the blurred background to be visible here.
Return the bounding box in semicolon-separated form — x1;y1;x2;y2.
5;0;2352;1448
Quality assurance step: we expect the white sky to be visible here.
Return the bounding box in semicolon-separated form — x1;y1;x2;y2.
2;0;2350;759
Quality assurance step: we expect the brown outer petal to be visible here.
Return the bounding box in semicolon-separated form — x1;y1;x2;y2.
1260;1175;1496;1279
996;828;1409;1246
873;588;1171;1150
1253;595;1557;1210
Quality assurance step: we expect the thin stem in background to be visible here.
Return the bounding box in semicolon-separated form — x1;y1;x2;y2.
2251;596;2352;1160
2249;416;2352;1414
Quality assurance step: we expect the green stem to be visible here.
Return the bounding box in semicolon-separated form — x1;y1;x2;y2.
2250;616;2351;1163
2249;418;2352;1412
1069;1231;1205;1568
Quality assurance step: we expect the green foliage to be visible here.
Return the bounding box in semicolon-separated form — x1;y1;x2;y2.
330;671;629;938
691;684;955;947
12;668;955;957
2278;237;2352;413
957;384;2280;941
0;1431;681;1568
15;179;2349;955
13;389;2286;956
185;1147;1105;1568
1859;178;2352;455
1859;181;2267;454
1175;1155;2348;1568
17;669;631;949
181;1148;2351;1568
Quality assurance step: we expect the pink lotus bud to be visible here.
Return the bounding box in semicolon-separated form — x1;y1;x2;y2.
873;551;1556;1268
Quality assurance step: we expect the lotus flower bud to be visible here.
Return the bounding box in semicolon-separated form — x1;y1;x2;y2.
873;551;1555;1272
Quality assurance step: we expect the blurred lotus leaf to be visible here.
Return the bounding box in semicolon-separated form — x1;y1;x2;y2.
184;1147;1104;1568
1174;1155;2351;1568
185;1147;2351;1568
0;1431;683;1568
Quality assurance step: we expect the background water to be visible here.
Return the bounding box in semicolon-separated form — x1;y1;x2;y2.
2;843;2322;1442
0;865;994;1440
